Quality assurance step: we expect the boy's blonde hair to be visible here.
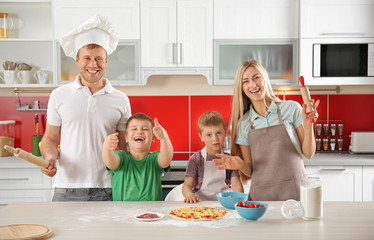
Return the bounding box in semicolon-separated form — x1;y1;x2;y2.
198;111;227;134
126;112;154;129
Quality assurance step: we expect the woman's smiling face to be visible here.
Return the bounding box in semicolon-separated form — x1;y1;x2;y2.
242;66;266;102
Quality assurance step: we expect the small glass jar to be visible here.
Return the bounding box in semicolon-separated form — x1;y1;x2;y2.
338;124;344;137
322;138;329;151
315;124;322;136
330;124;337;136
323;124;329;136
316;138;322;151
330;138;336;151
337;138;344;151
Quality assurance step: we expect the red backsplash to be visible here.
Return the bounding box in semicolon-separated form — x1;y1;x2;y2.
1;94;373;157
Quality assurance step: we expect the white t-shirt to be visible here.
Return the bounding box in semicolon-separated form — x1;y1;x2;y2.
47;76;131;188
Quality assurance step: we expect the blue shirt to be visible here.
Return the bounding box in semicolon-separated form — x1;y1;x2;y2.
235;100;304;155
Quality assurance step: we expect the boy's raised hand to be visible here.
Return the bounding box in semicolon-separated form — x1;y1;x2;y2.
153;118;166;140
103;132;119;151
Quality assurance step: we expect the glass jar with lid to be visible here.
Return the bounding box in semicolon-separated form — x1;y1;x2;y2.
0;12;13;38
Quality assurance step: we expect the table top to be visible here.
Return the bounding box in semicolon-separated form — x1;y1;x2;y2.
0;201;373;240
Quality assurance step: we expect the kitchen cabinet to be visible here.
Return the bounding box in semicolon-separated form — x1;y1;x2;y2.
300;0;374;38
141;0;212;67
214;0;298;39
0;157;53;208
0;0;54;87
214;40;298;85
363;166;374;201
53;0;140;40
140;0;213;84
305;165;363;201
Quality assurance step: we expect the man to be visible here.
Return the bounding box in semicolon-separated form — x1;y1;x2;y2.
40;14;131;201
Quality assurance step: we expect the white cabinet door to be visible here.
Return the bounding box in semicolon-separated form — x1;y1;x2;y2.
177;0;213;67
363;166;374;201
305;166;363;201
214;0;298;39
300;0;374;38
141;0;177;67
141;0;213;67
54;0;140;39
0;190;53;209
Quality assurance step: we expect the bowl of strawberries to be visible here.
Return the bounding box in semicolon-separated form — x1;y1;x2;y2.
235;201;268;220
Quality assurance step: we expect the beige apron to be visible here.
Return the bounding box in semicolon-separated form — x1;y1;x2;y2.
248;104;306;201
195;147;230;201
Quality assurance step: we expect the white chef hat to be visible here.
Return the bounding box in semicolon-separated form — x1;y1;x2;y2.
60;14;119;59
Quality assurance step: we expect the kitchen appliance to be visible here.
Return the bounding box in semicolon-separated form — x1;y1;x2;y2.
349;132;374;153
161;166;186;200
300;38;374;85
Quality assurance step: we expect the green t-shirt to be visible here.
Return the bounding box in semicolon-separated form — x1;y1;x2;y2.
110;151;170;201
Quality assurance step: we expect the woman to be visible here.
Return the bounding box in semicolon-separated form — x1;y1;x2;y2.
214;59;319;201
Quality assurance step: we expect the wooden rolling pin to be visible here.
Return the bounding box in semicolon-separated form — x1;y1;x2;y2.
4;145;49;169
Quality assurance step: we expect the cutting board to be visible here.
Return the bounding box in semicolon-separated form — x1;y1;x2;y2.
0;224;53;240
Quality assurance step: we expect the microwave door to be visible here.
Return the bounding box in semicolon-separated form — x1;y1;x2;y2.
313;44;321;77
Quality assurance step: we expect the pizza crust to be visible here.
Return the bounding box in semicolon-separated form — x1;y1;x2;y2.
169;206;229;221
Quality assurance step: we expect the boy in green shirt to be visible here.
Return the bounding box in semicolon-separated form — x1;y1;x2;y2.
102;112;173;201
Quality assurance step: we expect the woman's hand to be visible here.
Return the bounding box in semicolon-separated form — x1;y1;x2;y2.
213;154;245;170
303;99;320;124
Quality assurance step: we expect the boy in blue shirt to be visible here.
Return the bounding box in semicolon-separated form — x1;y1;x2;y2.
102;112;173;201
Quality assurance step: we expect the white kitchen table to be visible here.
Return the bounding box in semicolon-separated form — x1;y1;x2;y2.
0;201;373;240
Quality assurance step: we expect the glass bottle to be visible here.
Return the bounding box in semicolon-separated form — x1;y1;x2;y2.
0;12;13;39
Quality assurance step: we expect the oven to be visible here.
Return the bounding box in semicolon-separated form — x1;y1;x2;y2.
161;166;186;200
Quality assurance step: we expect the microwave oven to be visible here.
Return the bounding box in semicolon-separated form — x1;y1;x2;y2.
300;38;374;85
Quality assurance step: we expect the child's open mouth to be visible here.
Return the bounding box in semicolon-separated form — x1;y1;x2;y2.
134;136;145;142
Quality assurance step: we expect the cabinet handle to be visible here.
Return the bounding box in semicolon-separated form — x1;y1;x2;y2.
320;32;365;36
320;168;346;172
172;43;178;65
0;178;29;181
179;43;183;65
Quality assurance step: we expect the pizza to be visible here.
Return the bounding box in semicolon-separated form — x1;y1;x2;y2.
169;206;228;221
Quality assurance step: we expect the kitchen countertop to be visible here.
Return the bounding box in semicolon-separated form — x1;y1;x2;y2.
0;201;373;240
1;152;374;168
171;152;374;167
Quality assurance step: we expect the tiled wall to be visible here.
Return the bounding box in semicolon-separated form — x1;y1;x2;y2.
1;94;374;158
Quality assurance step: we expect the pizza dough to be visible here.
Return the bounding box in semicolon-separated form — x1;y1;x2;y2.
170;206;228;221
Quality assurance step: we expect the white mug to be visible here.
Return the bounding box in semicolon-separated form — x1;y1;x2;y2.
34;70;48;84
0;70;16;84
17;70;31;84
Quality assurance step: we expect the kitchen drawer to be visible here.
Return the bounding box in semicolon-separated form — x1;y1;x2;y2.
0;168;52;190
0;190;53;209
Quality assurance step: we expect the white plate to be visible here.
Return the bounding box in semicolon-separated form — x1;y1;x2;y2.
135;212;164;221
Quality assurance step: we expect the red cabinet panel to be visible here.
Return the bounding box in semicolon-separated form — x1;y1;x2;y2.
129;96;189;153
190;96;232;151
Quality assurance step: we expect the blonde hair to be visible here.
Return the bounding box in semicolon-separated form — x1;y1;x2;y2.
126;112;154;129
230;59;281;183
198;111;227;134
